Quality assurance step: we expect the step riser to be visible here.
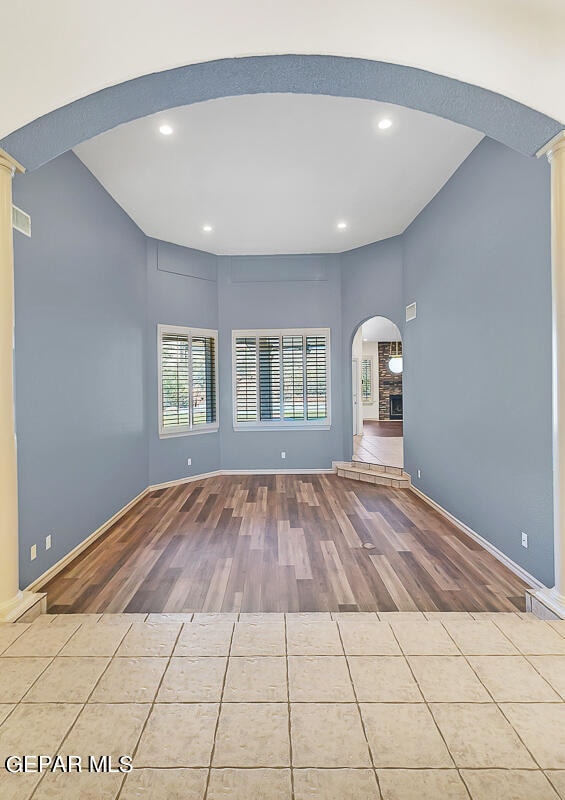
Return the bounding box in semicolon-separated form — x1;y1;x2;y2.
351;460;403;476
336;467;409;488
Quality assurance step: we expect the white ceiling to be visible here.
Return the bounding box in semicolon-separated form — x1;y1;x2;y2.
74;93;482;255
3;1;564;139
362;317;401;343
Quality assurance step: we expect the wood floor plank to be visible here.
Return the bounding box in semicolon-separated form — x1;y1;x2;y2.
40;472;530;613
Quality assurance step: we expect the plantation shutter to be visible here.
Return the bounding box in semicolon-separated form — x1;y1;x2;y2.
259;336;281;420
235;337;258;422
234;330;329;426
282;335;305;420
161;333;190;429
160;327;218;433
191;335;217;425
306;336;327;420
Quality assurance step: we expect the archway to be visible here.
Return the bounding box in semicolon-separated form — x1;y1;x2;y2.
352;316;403;468
2;55;560;170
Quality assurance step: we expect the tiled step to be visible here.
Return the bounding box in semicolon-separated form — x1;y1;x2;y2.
335;461;411;488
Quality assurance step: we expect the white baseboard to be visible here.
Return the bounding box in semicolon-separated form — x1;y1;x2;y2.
25;487;149;593
221;468;335;476
149;468;335;490
409;484;545;591
148;470;222;490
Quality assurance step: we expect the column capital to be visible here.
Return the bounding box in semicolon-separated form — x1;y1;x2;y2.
537;130;565;160
0;148;25;175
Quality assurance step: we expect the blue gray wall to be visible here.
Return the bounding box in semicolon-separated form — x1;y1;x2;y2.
340;237;404;458
218;254;344;471
146;239;220;485
13;151;148;587
403;138;553;585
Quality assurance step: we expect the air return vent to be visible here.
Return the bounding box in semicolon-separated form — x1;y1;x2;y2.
405;302;417;322
12;205;31;237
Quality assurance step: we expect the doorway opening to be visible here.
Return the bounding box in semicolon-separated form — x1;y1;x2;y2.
352;316;403;468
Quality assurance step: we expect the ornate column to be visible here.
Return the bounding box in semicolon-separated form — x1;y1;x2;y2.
0;148;44;621
531;131;565;618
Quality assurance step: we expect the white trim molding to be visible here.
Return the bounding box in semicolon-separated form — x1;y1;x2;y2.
148;470;223;491
221;468;335;476
409;484;545;591
536;129;565;159
158;323;219;438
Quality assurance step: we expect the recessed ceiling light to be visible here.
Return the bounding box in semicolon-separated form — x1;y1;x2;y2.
202;224;213;232
159;124;173;136
377;118;393;130
337;221;348;230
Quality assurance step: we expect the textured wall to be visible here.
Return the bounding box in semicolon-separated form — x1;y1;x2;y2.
2;55;561;168
13;152;148;587
403;137;553;585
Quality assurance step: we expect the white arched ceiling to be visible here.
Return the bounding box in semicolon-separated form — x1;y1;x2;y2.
2;0;564;141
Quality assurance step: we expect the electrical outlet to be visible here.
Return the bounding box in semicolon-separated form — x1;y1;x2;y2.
417;469;421;479
45;535;52;550
521;531;528;548
187;458;192;466
281;451;286;459
30;544;37;561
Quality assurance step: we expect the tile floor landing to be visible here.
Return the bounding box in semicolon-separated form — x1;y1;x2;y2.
0;612;564;799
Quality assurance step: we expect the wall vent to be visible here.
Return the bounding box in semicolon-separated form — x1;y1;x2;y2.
405;302;417;322
12;205;31;237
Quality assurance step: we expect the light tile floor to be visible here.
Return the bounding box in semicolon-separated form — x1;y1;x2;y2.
0;612;564;799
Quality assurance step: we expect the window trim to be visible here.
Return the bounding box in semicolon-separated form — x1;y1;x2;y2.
158;323;219;438
232;327;331;431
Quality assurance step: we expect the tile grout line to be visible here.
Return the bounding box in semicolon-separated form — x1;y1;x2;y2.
335;619;382;797
12;618;94;760
386;621;472;797
53;622;134;799
431;619;502;799
202;621;236;800
523;653;565;700
33;619;133;800
25;619;101;799
436;619;548;780
285;615;295;800
113;621;184;800
446;624;563;704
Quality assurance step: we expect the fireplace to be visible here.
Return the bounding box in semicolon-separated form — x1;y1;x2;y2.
390;394;403;420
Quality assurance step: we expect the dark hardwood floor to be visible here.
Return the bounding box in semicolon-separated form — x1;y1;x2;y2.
41;474;529;614
361;421;403;437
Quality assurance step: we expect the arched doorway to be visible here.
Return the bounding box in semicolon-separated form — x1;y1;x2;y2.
352;316;403;468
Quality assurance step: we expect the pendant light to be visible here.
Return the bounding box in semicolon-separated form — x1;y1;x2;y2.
388;340;403;374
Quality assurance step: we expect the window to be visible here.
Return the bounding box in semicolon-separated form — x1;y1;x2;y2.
233;328;330;428
158;325;218;436
361;357;373;403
